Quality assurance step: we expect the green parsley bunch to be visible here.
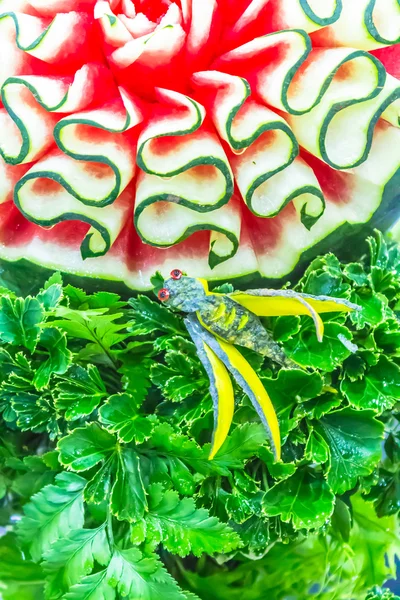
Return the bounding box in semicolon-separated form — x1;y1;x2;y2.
0;230;399;600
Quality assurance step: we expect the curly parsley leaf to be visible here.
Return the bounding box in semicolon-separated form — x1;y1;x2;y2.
350;290;388;328
315;408;384;494
284;322;353;371
262;469;334;530
261;370;323;437
341;356;400;413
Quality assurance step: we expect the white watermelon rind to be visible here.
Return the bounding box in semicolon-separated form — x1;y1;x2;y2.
13;172;115;260
2;164;397;291
53;116;131;207
356;0;400;46
315;57;399;169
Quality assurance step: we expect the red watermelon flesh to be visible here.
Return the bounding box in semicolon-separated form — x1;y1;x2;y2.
0;0;398;290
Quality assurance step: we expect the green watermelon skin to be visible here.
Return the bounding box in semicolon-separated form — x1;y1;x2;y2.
0;0;399;290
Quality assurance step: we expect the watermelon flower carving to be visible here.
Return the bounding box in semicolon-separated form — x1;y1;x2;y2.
0;0;399;289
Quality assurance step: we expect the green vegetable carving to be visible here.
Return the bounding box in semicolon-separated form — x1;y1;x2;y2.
158;270;359;460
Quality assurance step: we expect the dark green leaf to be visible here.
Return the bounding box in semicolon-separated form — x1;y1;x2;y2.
343;263;369;286
294;392;341;420
118;354;151;405
37;284;63;311
258;447;297;480
163;376;202;403
304;429;329;464
235;515;271;556
55;365;107;421
315;408;384;494
12;393;56;435
129;296;185;336
261;369;323;437
84;456;115;505
17;473;85;562
111;448;147;522
43;526;111;599
210;424;269;474
341;356;400;412
262;469;334;530
99;393;157;443
151;271;165;295
272;315;301;343
145;485;242;557
350;291;387;328
302;270;350;299
107;548;186;600
33;328;72;390
58;424;116;471
343;354;367;382
284;323;353;371
0;296;43;352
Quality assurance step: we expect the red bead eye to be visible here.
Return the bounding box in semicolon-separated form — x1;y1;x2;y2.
158;288;170;302
170;269;182;280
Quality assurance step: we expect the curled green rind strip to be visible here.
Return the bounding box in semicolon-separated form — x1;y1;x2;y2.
0;83;31;166
316;57;395;169
209;235;238;269
299;189;326;230
134;206;239;269
235;154;325;227
320;87;400;170
206;76;291;153
243;123;298;206
365;0;400;45
53;118;130;208
0;12;49;53
134;166;234;215
136;93;233;212
276;29;312;116
0;73;95;165
218;31;386;118
283;43;386;117
300;0;343;25
136;97;205;177
3;76;78;113
14;171;119;260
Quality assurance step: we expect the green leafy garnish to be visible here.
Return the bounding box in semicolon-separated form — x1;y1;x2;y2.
0;229;399;599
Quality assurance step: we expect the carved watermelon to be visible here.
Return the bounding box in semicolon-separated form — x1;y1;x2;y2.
0;0;399;290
